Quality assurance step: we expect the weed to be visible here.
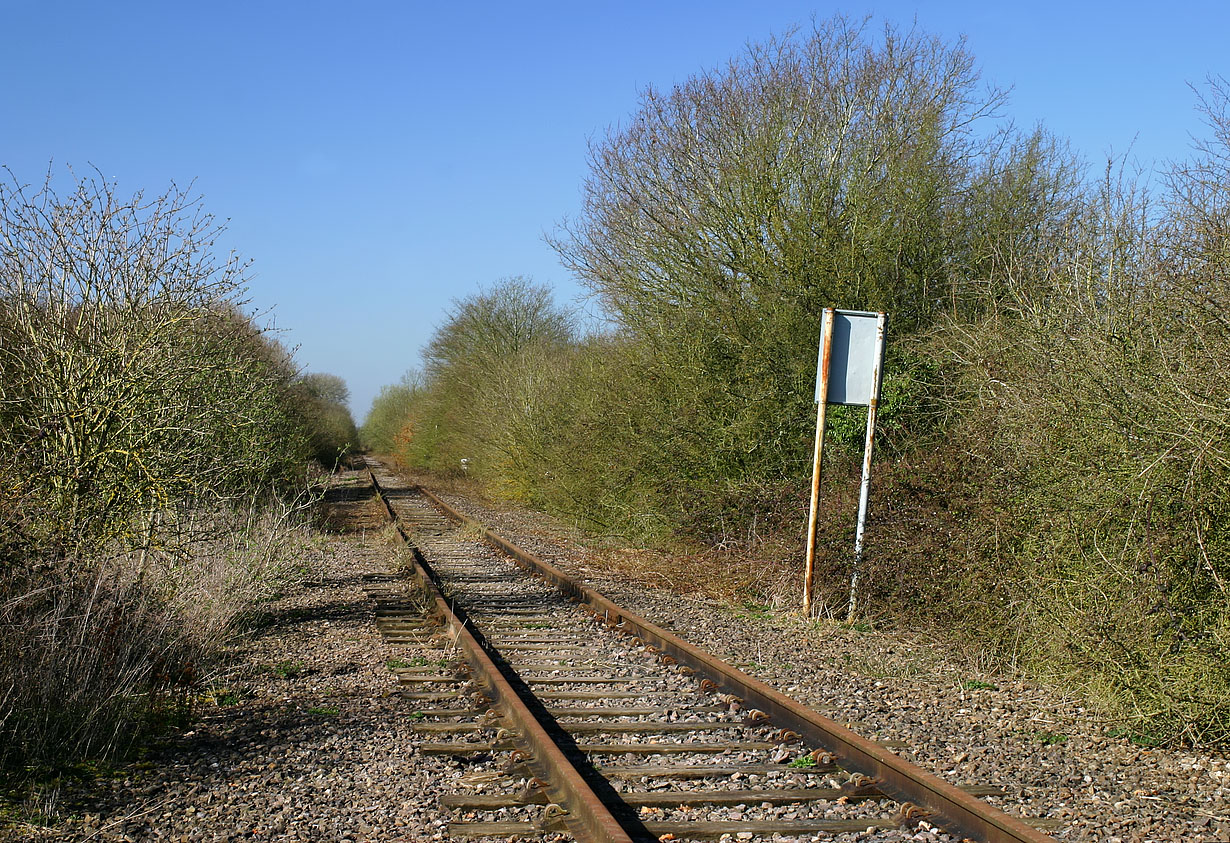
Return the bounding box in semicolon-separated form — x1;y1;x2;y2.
1107;727;1163;748
305;706;339;717
962;680;998;691
142;694;195;733
458;524;486;542
787;755;817;769
408;711;426;722
738;602;773;621
273;661;304;679
12;784;61;828
1028;730;1068;746
206;687;249;707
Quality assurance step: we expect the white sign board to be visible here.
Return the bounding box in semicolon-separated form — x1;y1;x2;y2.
815;309;884;406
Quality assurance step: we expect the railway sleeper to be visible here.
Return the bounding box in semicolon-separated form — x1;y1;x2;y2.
441;782;1004;810
366;461;1056;843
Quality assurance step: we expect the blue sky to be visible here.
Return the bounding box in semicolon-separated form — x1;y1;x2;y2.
3;1;1227;420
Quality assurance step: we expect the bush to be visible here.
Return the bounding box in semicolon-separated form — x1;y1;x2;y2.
360;373;419;455
0;504;311;771
293;373;359;467
917;81;1230;743
0;171;307;557
364;28;1230;744
546;16;1076;538
0;168;321;776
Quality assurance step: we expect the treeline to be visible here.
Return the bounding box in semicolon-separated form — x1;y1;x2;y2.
365;17;1230;743
0;171;356;776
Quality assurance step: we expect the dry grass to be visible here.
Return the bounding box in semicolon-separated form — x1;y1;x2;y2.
389;458;804;608
0;500;316;781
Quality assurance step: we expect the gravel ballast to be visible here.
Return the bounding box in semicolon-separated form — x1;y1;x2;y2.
3;470;474;842
8;465;1226;842
414;471;1230;843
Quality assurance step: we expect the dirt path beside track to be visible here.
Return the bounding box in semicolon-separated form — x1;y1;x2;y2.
6;469;462;843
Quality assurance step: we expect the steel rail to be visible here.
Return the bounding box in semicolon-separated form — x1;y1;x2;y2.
410;480;1057;843
366;466;635;843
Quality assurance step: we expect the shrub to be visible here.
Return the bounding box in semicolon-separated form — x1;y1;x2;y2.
918;81;1230;743
0;503;312;772
360;373;419;455
363;26;1230;744
0;167;321;776
546;16;1076;539
293;373;359;468
0;170;306;558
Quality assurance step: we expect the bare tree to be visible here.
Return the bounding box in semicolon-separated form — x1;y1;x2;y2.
549;15;1044;338
0;167;317;776
0;168;301;559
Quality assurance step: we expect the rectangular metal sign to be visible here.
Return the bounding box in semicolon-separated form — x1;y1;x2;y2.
815;309;884;406
803;306;889;619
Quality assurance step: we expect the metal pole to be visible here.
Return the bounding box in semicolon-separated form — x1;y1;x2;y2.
802;308;835;616
846;312;886;625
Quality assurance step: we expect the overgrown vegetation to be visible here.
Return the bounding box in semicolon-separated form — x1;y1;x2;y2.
292;372;359;467
0;168;357;786
921;95;1230;743
364;17;1230;744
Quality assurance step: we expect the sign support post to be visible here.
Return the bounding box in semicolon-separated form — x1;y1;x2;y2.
846;313;886;623
801;308;886;620
801;309;834;616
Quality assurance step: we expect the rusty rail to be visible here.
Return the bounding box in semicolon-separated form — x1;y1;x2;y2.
411;481;1056;843
366;466;635;843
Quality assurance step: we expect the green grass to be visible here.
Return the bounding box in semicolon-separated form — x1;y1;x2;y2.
206;687;248;707
1028;730;1068;746
1107;726;1163;748
0;756;134;829
737;602;774;621
273;660;304;679
0;788;62;829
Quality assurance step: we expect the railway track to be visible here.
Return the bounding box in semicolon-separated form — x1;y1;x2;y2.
362;457;1057;843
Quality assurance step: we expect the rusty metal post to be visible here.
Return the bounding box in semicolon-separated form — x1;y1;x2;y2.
803;308;835;616
846;312;887;624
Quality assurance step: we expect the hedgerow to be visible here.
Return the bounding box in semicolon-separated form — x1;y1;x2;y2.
364;20;1230;744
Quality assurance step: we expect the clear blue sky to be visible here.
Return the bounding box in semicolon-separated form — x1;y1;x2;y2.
3;1;1226;420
